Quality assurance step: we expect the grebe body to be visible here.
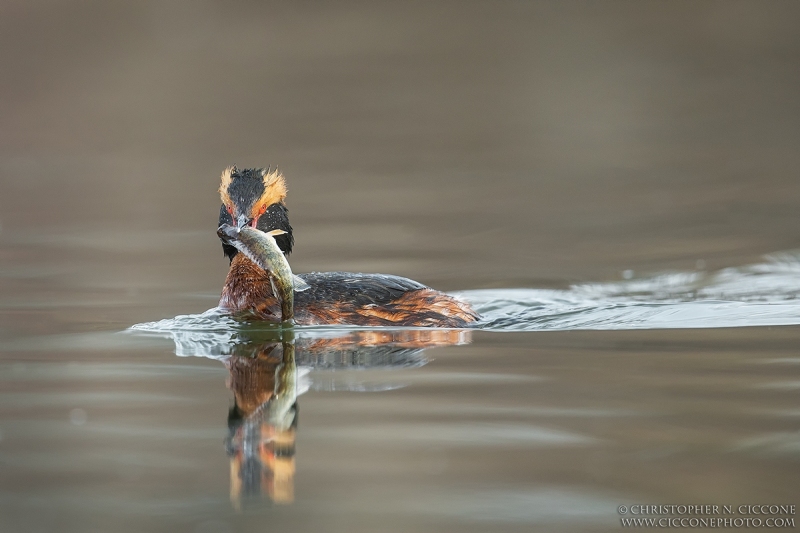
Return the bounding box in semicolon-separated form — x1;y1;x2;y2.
217;167;479;327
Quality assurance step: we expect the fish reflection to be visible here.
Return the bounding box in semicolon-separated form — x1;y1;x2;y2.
212;328;470;507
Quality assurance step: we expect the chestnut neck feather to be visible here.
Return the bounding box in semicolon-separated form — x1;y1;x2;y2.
219;254;281;318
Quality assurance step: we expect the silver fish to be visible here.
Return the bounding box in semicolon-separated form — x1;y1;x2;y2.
217;224;309;323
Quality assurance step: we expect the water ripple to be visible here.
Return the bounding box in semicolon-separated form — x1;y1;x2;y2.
131;251;800;336
462;250;800;331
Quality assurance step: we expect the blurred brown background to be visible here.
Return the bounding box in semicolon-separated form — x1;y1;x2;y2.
2;4;800;530
2;0;800;294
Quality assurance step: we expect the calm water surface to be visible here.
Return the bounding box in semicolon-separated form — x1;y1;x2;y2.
2;227;799;533
3;2;800;532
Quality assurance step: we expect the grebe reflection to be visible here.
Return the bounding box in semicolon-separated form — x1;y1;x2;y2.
225;339;299;507
194;328;471;507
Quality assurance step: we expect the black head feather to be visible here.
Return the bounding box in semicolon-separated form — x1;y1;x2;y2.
226;168;266;217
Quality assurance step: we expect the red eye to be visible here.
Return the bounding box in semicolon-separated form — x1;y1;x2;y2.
259;204;267;215
226;205;233;215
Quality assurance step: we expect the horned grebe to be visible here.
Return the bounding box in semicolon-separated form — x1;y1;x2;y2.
217;166;479;327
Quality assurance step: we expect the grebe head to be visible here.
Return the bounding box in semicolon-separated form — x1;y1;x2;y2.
218;166;293;261
219;166;287;229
